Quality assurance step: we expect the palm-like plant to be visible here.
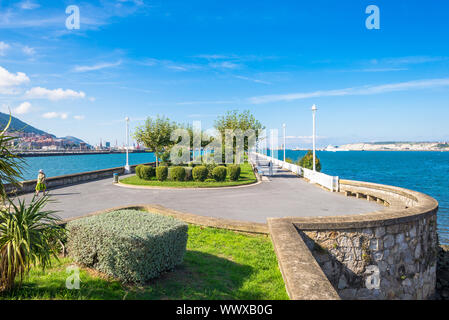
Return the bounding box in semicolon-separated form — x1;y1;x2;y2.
0;115;25;201
0;195;65;291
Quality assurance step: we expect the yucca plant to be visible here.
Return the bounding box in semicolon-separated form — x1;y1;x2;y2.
0;115;25;202
0;195;65;292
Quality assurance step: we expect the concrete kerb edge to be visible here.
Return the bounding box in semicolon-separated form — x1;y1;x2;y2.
60;204;269;235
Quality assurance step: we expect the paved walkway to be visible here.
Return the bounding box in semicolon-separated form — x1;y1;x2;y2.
19;161;381;223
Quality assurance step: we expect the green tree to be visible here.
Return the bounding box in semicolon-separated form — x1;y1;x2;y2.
133;116;178;167
214;110;264;163
297;150;322;172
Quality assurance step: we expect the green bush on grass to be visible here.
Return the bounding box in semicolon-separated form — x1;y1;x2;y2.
156;166;168;181
228;165;241;181
135;165;144;179
192;166;208;182
212;166;227;182
170;166;186;181
140;165;155;180
184;167;193;181
66;210;188;284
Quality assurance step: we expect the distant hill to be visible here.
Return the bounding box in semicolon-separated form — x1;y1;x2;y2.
339;141;449;151
60;136;85;145
0;112;87;146
0;112;53;137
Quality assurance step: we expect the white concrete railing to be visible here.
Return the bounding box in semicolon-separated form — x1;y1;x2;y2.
250;152;339;192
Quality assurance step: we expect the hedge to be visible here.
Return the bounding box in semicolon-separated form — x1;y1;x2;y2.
156;166;168;181
205;163;217;179
66;210;188;284
170;166;186;181
228;165;241;181
184;167;193;181
140;165;155;180
192;166;208;182
212;166;227;182
135;165;144;179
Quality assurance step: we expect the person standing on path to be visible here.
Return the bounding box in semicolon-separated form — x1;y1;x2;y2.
268;160;273;176
35;169;47;196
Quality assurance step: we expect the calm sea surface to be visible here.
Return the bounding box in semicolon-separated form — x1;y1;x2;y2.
20;150;449;244
21;152;156;181
269;150;449;245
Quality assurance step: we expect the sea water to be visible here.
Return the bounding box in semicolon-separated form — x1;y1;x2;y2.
269;150;449;244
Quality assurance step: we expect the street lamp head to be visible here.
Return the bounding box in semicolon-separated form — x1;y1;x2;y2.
282;123;286;128
125;117;129;122
311;104;317;111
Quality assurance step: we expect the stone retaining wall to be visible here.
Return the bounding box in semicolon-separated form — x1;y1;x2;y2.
269;179;439;300
6;162;156;195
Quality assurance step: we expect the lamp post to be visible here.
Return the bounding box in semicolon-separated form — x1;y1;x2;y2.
312;104;317;171
124;117;130;173
282;123;286;162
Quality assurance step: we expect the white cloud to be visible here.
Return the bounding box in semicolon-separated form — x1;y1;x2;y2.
19;1;40;10
13;101;32;115
26;87;86;101
73;60;122;72
194;54;231;60
209;61;240;70
0;66;30;94
249;78;449;104
0;42;10;56
74;115;85;120
235;75;271;85
377;56;446;65
42;112;68;120
22;46;36;56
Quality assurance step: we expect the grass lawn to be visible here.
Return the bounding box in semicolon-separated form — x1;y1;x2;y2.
120;163;257;188
0;225;288;300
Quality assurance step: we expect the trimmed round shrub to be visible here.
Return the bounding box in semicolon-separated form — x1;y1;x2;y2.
228;165;241;181
212;166;227;182
135;164;144;179
156;166;168;181
184;167;193;181
66;210;188;284
140;165;155;180
205;163;217;179
170;166;186;181
192;166;208;182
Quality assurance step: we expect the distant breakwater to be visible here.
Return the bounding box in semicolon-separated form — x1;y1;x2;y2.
14;150;149;157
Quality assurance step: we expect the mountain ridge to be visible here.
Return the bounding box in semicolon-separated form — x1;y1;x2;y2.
0;112;86;145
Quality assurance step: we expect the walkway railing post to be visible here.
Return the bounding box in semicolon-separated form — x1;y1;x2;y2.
124;117;130;174
282;123;286;162
312;104;317;172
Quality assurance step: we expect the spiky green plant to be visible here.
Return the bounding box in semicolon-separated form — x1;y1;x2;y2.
0;115;25;200
0;195;65;292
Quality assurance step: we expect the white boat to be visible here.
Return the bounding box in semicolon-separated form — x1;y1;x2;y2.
324;145;349;152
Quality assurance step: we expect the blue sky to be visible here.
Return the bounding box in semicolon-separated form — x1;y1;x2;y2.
0;0;448;147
